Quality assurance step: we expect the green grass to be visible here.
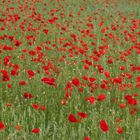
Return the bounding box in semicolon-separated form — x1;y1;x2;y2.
0;0;140;140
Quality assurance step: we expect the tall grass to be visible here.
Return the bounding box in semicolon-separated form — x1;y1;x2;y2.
0;0;140;140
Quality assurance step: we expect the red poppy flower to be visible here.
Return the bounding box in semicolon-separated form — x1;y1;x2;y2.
85;96;95;104
32;128;40;133
97;94;106;101
83;75;88;81
100;119;109;132
15;124;22;130
19;81;27;86
107;59;113;64
98;66;104;73
136;76;140;82
3;45;14;51
117;127;124;134
68;114;79;123
65;92;72;99
27;70;35;79
23;92;34;99
130;108;137;115
4;56;11;66
111;77;122;84
41;77;55;86
48;17;58;24
119;103;126;109
78;87;83;92
10;69;18;76
136;82;140;88
7;84;12;89
0;70;10;82
70;33;77;42
85;60;92;66
29;50;36;56
125;95;138;105
116;118;120;123
99;21;104;27
43;29;49;35
125;95;132;100
104;71;110;78
72;78;81;87
84;136;91;140
14;40;22;47
78;112;87;119
39;105;46;111
65;82;73;91
5;103;12;107
89;77;96;82
32;104;40;110
84;64;89;70
100;84;107;90
120;66;125;70
0;121;6;130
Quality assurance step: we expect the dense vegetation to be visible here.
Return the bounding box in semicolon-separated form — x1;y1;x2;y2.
0;0;140;139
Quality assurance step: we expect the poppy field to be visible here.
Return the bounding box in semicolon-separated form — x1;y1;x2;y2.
0;0;140;139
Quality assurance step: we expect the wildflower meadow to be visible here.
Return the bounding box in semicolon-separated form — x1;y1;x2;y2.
0;0;140;140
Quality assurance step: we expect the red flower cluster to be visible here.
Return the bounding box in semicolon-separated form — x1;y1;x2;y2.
0;70;10;82
68;112;88;123
32;104;46;110
41;77;55;86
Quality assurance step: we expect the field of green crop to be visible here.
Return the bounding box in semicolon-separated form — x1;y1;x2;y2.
0;0;140;140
